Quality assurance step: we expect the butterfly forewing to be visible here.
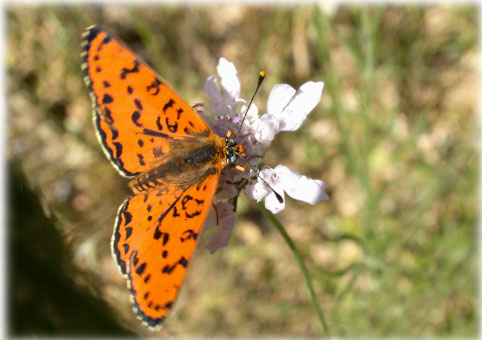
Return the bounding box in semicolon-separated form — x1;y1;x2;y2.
81;26;212;177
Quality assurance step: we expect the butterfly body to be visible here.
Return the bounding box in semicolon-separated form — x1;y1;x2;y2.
129;131;229;194
81;26;244;329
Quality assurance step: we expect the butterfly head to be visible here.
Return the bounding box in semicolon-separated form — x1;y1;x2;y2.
225;130;245;165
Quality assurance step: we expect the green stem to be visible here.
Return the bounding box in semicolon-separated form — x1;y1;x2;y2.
258;203;330;335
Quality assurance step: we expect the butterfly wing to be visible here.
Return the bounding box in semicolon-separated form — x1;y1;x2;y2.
112;172;220;329
81;26;212;177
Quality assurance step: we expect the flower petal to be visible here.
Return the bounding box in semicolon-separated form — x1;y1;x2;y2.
239;103;259;126
268;81;324;132
204;207;218;230
217;57;241;100
206;202;237;254
257;114;279;143
245;180;269;202
275;165;329;204
204;75;229;116
206;226;233;254
205;58;246;117
204;75;222;103
267;84;297;117
241;109;278;151
216;167;244;200
264;190;286;214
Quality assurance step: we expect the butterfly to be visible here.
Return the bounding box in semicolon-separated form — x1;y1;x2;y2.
81;26;246;329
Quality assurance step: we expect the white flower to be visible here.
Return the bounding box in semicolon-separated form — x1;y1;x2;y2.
203;58;328;253
245;165;329;214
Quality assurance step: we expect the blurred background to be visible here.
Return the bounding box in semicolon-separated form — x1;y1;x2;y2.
7;4;478;338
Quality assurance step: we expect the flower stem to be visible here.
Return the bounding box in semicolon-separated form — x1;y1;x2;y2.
258;203;330;335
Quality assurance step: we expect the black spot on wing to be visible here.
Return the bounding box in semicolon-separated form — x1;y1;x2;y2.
172;206;180;218
104;107;114;124
161;256;189;274
181;195;204;219
132;251;139;267
166;117;178;133
147;79;161;95
132;111;142;127
176;108;183;119
137;153;145;166
180;229;198;242
121;204;132;225
96;35;112;52
102;94;113;104
162;233;169;246
156;116;163;131
113;141;123;158
110;126;118;140
186;209;202;219
120;60;140;79
125;226;133;239
142;128;172;139
179;257;188;268
136;262;147;276
134;98;143;110
163;99;175;112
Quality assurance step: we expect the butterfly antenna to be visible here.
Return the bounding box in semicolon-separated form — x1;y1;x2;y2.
241;162;283;204
233;71;281;203
237;71;266;135
254;166;284;203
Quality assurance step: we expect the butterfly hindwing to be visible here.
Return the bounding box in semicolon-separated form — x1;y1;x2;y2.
81;26;212;177
112;172;221;329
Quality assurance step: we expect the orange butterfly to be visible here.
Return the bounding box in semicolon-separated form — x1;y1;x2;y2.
81;26;245;329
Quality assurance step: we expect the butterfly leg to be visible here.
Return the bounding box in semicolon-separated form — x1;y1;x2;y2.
211;201;221;225
192;103;208;115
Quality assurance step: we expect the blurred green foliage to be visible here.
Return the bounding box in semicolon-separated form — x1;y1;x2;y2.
7;4;477;337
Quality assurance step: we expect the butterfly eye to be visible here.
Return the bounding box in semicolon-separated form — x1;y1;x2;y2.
227;153;238;164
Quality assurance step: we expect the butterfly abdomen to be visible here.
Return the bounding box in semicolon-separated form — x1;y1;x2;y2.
129;135;227;194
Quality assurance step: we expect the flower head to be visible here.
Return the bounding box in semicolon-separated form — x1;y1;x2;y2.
203;58;328;253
